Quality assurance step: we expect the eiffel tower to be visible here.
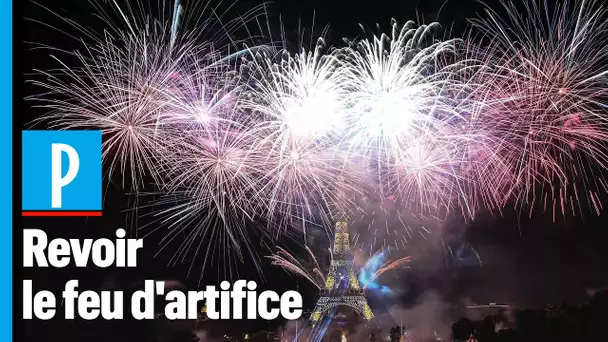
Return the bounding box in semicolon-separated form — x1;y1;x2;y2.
310;219;374;326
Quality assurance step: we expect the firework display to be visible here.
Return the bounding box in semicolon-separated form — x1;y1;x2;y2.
463;0;608;217
27;0;608;274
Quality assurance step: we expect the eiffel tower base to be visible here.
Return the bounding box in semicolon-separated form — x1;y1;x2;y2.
310;295;374;327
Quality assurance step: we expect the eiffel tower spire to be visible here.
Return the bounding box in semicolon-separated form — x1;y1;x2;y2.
310;219;374;326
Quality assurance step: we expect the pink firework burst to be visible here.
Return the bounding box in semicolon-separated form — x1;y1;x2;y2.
465;0;608;217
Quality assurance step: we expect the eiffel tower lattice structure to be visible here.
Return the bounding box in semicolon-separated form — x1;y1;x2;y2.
310;219;374;326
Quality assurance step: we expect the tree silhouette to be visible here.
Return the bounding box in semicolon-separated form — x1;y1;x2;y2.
389;326;403;342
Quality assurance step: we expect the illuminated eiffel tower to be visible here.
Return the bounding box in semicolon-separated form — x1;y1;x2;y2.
310;219;374;326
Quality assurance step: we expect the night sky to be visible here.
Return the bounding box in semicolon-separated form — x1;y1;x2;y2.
19;0;608;340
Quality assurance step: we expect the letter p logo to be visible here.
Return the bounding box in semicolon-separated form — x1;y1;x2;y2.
22;131;102;216
51;143;80;208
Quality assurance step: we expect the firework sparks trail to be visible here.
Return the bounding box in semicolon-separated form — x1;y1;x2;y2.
156;55;261;219
342;21;453;157
340;20;477;214
28;0;264;190
267;245;410;291
137;70;269;281
139;190;265;282
464;0;608;217
361;255;412;290
28;30;192;189
266;246;328;289
238;38;363;231
27;0;275;279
